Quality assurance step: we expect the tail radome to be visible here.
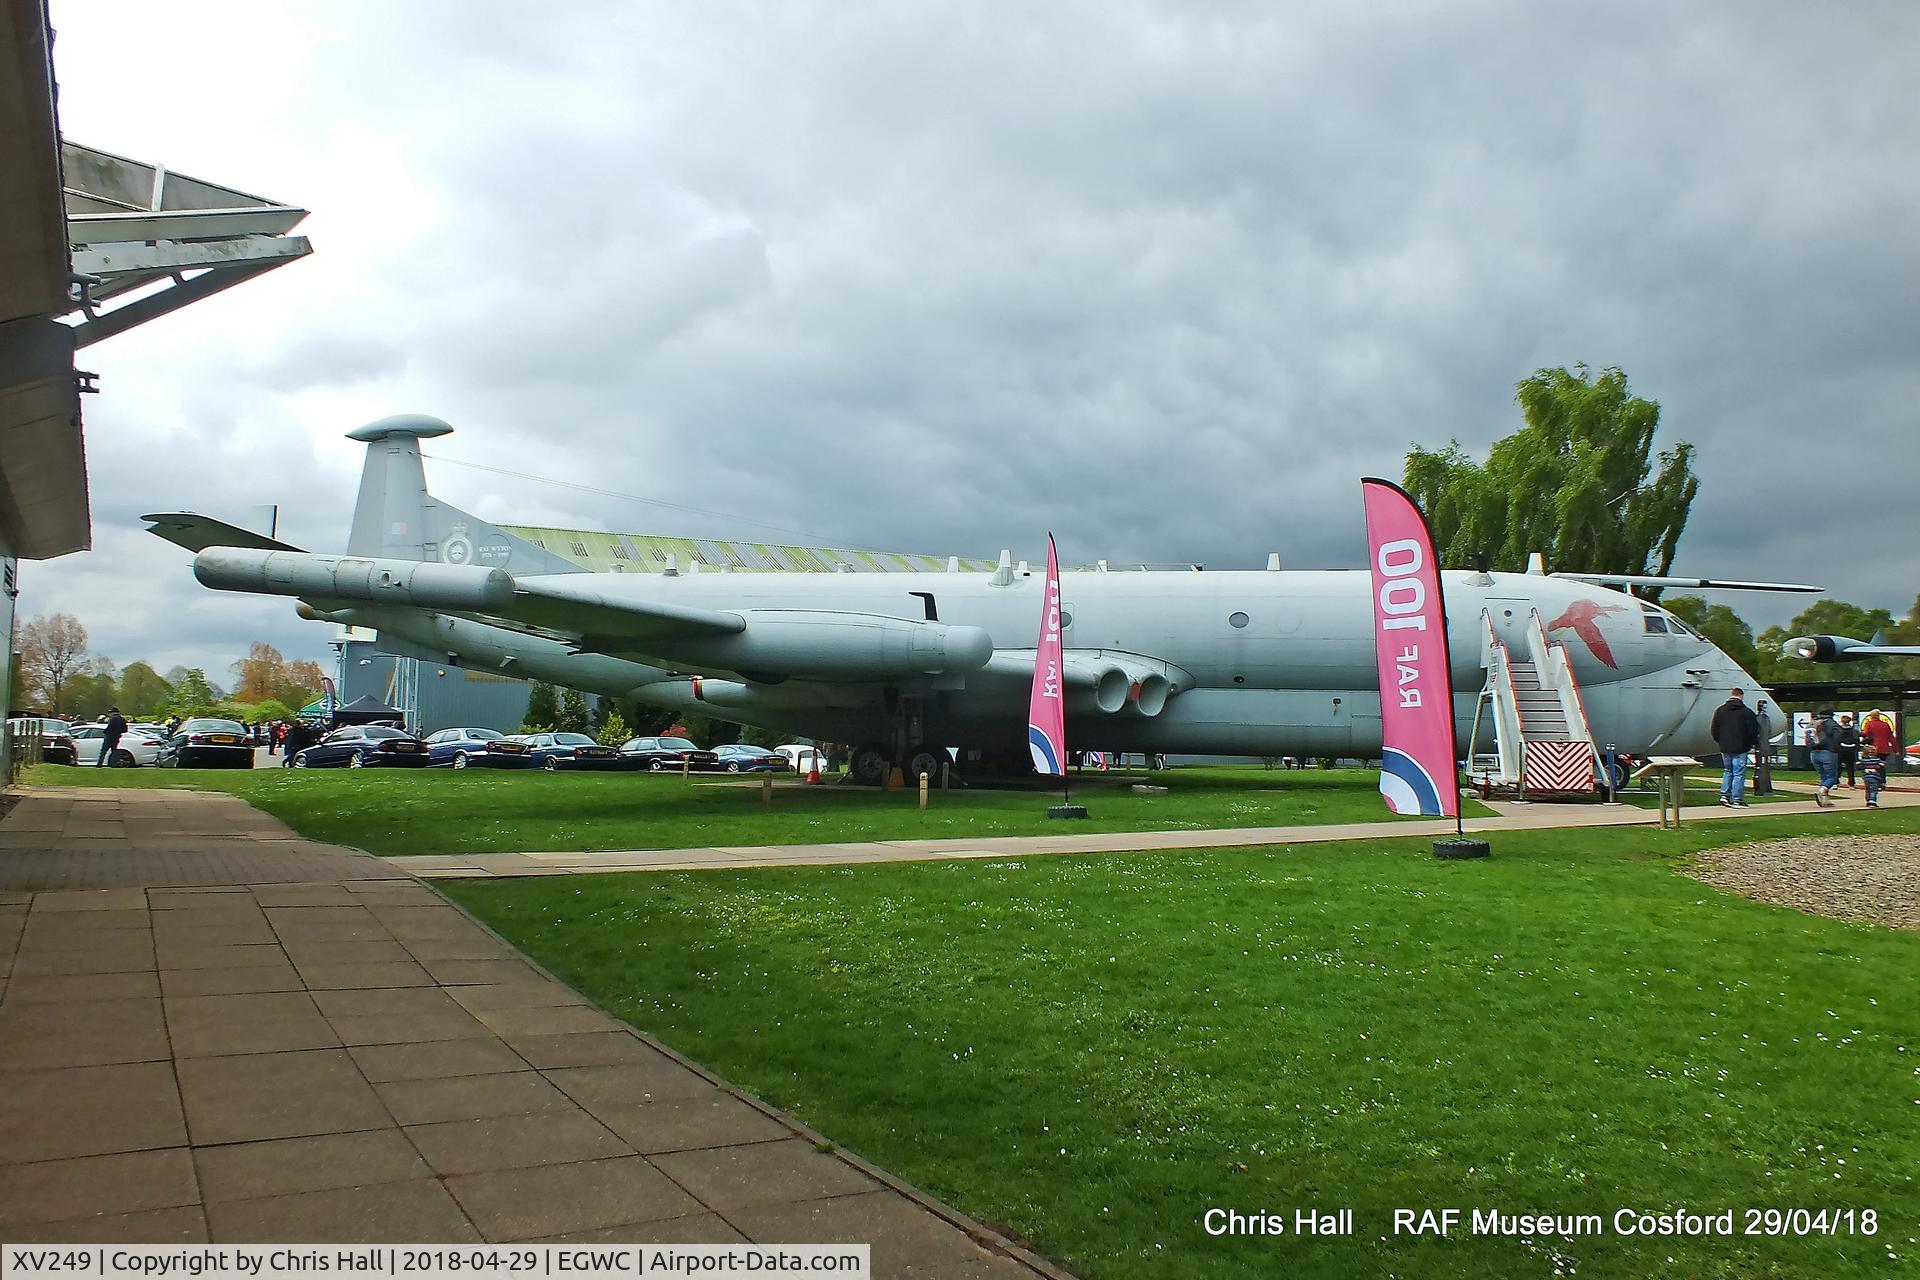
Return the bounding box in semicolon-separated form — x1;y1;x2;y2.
344;414;581;574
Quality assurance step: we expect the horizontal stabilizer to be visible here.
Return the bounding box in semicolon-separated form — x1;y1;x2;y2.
1551;572;1821;593
144;512;303;554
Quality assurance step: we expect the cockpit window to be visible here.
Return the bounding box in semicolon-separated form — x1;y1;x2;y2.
1640;602;1671;634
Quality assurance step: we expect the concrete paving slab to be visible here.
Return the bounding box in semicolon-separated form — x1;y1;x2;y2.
404;1109;633;1176
3;969;161;1003
206;1180;480;1243
295;960;436;989
591;1095;793;1154
374;1071;578;1126
652;1137;881;1211
0;1061;188;1162
327;1009;491;1047
0;1147;199;1227
524;1212;748;1245
543;1060;722;1109
157;942;287;970
444;1156;705;1242
0;996;171;1069
159;964;305;997
443;982;588;1013
728;1189;1006;1273
347;1037;531;1083
282;938;417;965
309;986;467;1018
468;1004;625;1039
30;889;150;912
2;1205;209;1244
507;1032;682;1071
194;1130;431;1203
417;956;551;986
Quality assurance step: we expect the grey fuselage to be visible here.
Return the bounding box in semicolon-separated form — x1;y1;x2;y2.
345;564;1762;759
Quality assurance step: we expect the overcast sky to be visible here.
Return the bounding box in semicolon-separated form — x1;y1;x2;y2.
28;1;1918;682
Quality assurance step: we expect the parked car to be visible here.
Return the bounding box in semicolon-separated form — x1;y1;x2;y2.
292;725;430;769
506;731;628;771
710;743;788;773
620;735;720;772
6;716;76;765
158;718;255;769
69;722;168;767
775;743;826;775
423;727;535;769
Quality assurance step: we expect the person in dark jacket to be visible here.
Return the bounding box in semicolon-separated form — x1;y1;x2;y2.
1835;713;1861;788
1709;688;1760;807
1807;706;1843;806
97;707;129;767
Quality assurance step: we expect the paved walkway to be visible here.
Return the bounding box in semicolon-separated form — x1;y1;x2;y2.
0;790;1060;1273
396;777;1915;879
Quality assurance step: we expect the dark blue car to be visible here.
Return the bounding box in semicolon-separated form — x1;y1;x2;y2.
422;726;534;769
292;725;430;769
505;731;628;772
711;744;788;773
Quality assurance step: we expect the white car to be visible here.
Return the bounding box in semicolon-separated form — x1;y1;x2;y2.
69;722;170;767
775;743;827;774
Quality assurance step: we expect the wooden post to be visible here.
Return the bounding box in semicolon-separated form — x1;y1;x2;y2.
761;774;772;805
919;771;930;811
681;759;689;780
941;759;951;790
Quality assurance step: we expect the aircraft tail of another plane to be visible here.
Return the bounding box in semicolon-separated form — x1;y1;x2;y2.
345;414;583;575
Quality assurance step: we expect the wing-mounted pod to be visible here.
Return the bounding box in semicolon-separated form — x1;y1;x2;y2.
640;609;994;681
1783;633;1920;662
195;548;514;611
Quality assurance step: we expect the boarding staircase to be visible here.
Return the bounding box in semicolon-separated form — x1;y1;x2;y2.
1467;609;1599;797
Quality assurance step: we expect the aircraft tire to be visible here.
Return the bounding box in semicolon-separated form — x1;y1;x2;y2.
906;748;946;785
849;743;892;786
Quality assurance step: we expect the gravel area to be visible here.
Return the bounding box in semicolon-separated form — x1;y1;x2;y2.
1688;835;1920;930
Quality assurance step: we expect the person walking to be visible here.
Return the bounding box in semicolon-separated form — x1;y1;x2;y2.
97;707;128;767
1710;688;1760;807
1752;698;1777;796
1860;747;1886;810
1836;713;1861;788
1861;709;1898;760
1807;706;1844;807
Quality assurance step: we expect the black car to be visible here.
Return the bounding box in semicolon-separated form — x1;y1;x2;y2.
620;735;721;772
292;725;430;769
423;726;534;769
7;716;76;765
506;731;627;771
158;718;255;769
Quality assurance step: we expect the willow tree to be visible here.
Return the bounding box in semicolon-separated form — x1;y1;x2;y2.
1404;365;1698;581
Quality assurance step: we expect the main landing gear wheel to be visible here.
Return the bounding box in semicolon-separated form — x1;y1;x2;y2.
905;748;946;785
849;743;892;786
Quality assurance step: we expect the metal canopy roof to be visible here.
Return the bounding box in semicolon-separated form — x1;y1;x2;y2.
0;0;313;561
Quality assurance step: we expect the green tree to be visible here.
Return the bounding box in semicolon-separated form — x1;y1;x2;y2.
595;709;630;747
625;700;679;736
64;670;120;721
117;662;174;719
523;681;559;730
555;687;591;734
1404;365;1698;589
168;669;221;718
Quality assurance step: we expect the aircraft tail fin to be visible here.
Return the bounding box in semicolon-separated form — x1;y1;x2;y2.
344;414;583;575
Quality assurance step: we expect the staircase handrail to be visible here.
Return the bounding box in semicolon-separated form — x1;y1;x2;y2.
1480;610;1524;783
1527;608;1599;760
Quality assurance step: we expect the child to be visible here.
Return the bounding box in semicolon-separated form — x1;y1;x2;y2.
1860;748;1885;809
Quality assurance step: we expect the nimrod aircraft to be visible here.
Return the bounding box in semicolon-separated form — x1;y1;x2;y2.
149;415;1799;787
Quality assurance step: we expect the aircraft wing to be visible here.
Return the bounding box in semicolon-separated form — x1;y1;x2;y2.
1551;572;1822;593
494;576;745;642
144;512;303;554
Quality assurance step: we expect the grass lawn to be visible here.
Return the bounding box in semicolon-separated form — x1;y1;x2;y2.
443;808;1920;1279
24;764;1491;856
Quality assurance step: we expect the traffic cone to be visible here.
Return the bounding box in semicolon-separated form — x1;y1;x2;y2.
807;762;821;785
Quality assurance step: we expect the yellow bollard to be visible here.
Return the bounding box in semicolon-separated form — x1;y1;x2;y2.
919;771;930;811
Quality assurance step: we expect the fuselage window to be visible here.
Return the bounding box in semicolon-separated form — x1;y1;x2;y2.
1229;611;1250;629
